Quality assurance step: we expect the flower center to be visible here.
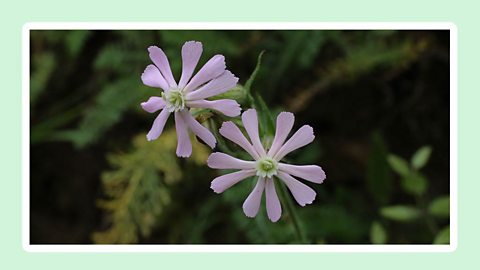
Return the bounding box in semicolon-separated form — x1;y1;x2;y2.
256;157;278;178
162;89;186;112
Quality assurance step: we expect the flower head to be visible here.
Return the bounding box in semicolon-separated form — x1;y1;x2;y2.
141;41;241;157
207;109;326;222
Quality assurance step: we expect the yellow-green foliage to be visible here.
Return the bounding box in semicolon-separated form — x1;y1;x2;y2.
92;129;209;244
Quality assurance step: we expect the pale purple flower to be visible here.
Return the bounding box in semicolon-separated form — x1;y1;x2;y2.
207;109;326;222
141;41;241;157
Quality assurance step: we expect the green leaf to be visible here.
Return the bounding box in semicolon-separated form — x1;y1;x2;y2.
387;154;410;177
254;93;276;137
370;221;387;244
433;226;450;244
300;204;368;243
93;130;210;244
366;132;392;205
244;51;265;96
411;146;432;169
401;172;428;196
380;205;420;222
428;196;450;218
54;78;148;148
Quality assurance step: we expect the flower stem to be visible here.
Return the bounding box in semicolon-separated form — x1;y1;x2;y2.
277;181;308;243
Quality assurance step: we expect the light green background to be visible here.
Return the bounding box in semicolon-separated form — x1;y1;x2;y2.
1;0;477;269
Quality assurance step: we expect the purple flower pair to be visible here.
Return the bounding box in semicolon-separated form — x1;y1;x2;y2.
141;41;326;222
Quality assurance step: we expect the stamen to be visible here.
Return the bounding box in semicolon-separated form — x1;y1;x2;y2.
162;89;186;112
256;157;278;178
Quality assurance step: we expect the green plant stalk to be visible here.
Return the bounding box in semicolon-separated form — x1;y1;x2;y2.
277;181;308;243
415;194;438;236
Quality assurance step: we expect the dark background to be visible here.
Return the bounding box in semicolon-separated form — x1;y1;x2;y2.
30;30;450;244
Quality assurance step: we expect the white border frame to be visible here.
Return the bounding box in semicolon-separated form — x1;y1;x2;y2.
22;22;458;253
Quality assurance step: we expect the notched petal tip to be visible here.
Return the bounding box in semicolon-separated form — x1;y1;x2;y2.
210;180;228;194
279;111;294;118
277;111;295;124
225;101;241;117
302;125;315;138
268;215;281;222
147;45;159;52
210;184;221;194
317;168;326;184
176;152;192;158
223;69;239;83
219;121;235;136
146;134;154;141
299;193;316;207
184;40;203;47
243;108;256;115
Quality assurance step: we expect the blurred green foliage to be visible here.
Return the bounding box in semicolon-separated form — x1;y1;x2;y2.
30;29;450;244
383;146;449;244
92;130;209;243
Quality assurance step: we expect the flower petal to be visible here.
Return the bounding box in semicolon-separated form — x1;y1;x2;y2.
207;152;256;170
141;64;170;91
219;121;260;160
267;112;294;157
265;178;282;222
273;125;315;161
141;96;166;113
242;177;265;218
148;46;177;88
174;112;192;158
186;70;238;100
278;163;326;184
211;169;256;193
179;110;216;149
187;99;241;117
184;55;226;92
277;171;316;206
178;41;203;88
146;108;171;141
242;109;267;157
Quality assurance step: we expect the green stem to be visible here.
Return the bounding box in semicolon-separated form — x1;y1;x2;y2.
277;181;308;243
415;195;438;236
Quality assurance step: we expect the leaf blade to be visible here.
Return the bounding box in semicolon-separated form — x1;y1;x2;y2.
411;146;432;169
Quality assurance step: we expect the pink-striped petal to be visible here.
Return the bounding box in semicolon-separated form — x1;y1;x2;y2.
146;108;171;141
141;64;170;91
174;111;192;158
277;171;316;206
184;55;226;92
187;99;241;117
273;125;315;161
265;178;282;222
278;163;326;184
242;109;267;157
210;169;256;193
242;177;266;218
178;41;203;88
186;70;238;100
207;152;256;170
267;112;294;157
219;121;260;160
148;46;177;88
141;96;166;113
180;110;216;149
